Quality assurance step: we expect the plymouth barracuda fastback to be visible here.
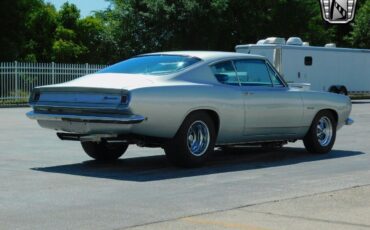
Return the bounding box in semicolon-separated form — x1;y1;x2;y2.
27;51;353;167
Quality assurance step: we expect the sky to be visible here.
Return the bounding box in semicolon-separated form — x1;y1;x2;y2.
46;0;111;17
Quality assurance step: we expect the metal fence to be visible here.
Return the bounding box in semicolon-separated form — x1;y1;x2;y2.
0;62;107;104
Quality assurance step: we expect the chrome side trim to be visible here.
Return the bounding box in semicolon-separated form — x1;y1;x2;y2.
26;111;145;124
345;118;354;125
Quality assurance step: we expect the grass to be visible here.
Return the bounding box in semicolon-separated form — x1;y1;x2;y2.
350;94;370;100
0;98;29;107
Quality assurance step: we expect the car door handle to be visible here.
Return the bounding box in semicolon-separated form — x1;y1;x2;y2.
244;92;254;95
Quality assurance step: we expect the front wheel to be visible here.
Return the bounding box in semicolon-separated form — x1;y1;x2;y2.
164;112;216;167
303;111;337;154
81;141;128;161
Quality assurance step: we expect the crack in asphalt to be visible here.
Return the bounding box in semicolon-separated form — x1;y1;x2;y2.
119;184;370;229
244;210;370;228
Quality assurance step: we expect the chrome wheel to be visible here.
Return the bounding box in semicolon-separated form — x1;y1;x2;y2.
316;116;333;147
187;120;210;156
165;112;216;167
304;111;336;154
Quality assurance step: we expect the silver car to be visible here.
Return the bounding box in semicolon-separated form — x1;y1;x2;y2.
27;51;353;167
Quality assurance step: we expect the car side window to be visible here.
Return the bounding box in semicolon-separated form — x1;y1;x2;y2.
210;61;239;86
266;63;284;87
233;59;272;86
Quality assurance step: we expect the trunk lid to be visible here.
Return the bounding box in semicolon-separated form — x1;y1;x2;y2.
40;73;155;91
31;73;156;107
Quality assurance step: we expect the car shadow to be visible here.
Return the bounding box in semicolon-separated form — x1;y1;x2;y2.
32;147;364;182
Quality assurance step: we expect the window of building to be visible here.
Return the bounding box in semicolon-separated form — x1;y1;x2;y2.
304;56;313;66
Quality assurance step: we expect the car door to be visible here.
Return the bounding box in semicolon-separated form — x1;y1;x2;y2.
233;59;304;140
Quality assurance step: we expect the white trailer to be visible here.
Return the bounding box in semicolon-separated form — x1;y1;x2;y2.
235;37;370;95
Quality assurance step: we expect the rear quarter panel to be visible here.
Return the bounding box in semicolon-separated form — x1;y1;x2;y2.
129;83;245;143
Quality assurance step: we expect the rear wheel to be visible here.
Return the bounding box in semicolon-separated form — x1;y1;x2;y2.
164;112;216;167
81;141;128;161
303;111;336;154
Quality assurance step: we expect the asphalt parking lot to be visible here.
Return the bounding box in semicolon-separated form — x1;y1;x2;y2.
0;101;370;230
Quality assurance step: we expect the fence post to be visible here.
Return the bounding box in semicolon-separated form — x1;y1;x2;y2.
52;62;55;84
14;61;19;99
85;63;89;75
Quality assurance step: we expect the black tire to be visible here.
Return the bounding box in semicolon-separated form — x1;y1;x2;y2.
339;86;348;95
303;110;337;154
164;112;216;167
81;141;128;161
329;86;338;94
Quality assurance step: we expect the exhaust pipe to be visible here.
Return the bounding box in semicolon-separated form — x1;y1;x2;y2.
57;133;119;142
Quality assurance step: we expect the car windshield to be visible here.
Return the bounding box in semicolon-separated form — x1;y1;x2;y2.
98;55;201;75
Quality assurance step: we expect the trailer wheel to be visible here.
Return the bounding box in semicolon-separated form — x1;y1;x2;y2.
329;86;338;94
338;86;348;95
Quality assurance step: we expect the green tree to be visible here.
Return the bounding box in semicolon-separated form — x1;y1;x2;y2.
346;0;370;48
0;0;44;61
52;39;87;62
51;3;88;62
76;16;116;63
103;0;338;60
1;0;368;63
104;0;254;59
24;3;58;62
58;2;80;30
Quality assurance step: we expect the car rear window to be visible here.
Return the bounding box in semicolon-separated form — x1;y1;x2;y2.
98;55;201;75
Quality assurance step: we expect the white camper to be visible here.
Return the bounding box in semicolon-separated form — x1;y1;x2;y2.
235;37;370;95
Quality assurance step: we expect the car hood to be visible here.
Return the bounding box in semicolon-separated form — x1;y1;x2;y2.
38;73;158;91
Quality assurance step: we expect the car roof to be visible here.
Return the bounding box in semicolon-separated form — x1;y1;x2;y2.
142;51;265;62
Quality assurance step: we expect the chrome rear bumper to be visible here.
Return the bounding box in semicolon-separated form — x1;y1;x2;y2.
345;118;354;125
26;111;145;124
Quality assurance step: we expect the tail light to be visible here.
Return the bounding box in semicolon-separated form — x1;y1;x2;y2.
34;93;40;101
30;91;40;103
121;95;129;104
